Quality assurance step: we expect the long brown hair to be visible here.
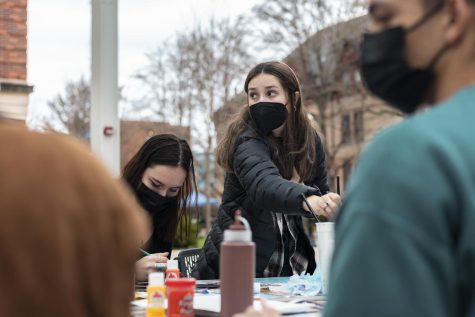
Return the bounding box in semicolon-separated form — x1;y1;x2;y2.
216;61;317;181
123;134;198;241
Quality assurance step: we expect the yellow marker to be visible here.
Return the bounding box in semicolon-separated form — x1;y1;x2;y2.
146;272;166;317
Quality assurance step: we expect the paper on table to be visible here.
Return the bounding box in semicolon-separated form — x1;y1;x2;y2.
254;300;316;315
193;294;317;315
131;295;217;311
131;299;148;308
133;294;318;316
193;294;221;314
131;295;219;311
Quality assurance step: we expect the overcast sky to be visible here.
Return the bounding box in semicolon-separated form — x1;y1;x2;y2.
27;0;259;127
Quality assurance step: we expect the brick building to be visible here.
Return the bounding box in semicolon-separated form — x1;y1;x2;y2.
0;0;33;123
284;16;402;191
213;16;402;194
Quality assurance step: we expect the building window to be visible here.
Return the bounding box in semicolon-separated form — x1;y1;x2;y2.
353;111;364;142
341;114;351;144
342;72;350;96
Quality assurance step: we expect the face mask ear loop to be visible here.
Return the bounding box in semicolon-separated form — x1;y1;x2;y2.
407;1;448;71
426;44;450;70
407;0;445;34
293;91;300;112
284;102;296;112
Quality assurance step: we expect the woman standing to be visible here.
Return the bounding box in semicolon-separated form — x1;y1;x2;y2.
123;134;198;280
193;61;341;279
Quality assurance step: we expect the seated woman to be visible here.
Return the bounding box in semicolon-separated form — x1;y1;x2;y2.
123;134;198;281
0;124;146;317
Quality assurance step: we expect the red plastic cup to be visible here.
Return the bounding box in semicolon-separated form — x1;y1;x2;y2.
165;278;196;317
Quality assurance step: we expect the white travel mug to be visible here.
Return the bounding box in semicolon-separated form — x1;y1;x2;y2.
316;222;335;294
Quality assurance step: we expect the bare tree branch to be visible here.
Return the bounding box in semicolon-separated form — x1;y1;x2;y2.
127;15;253;232
251;0;375;189
39;77;91;143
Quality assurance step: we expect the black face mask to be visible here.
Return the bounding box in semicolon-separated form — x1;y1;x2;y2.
137;183;176;214
249;102;288;135
361;1;446;114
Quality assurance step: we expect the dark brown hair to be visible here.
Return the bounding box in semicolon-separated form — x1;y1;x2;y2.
122;134;197;242
216;61;317;182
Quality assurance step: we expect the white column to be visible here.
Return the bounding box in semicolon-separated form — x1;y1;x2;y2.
90;0;120;176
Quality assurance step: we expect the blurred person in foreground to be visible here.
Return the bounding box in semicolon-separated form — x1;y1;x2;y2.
324;0;475;315
234;0;475;316
0;124;147;317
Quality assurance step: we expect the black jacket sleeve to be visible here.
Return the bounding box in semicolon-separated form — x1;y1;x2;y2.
307;132;330;194
232;134;319;215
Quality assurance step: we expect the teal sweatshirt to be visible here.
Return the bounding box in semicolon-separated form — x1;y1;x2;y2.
323;86;475;317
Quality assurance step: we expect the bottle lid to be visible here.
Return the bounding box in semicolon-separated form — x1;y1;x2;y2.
148;272;165;285
165;278;196;287
224;210;252;242
167;259;179;269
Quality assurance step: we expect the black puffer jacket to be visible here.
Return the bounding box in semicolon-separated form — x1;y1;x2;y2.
192;127;329;279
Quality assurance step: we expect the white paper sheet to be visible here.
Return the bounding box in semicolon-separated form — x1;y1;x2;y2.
132;294;319;316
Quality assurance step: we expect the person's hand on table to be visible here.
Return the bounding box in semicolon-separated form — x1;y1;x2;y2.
135;252;169;281
233;300;282;317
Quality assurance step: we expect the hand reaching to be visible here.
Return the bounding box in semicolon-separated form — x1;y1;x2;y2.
134;252;169;281
302;192;341;219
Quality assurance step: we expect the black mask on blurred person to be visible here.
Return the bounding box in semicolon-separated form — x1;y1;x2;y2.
360;1;446;114
249;102;288;135
137;183;175;214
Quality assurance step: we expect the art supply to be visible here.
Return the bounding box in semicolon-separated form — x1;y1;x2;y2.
336;176;340;195
166;278;196;317
146;272;166;317
316;222;335;294
220;210;255;317
300;193;320;223
286;273;322;296
195;280;220;289
155;262;167;273
166;260;180;279
140;248;150;256
140;249;167;273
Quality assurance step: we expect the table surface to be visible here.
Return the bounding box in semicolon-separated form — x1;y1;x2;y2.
132;277;324;317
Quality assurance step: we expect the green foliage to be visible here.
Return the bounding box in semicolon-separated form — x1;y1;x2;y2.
174;218;204;248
